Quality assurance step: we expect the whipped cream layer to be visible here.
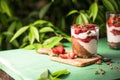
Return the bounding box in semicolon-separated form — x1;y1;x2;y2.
107;25;120;43
71;26;99;54
71;27;99;40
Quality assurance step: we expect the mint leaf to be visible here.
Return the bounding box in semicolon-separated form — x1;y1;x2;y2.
38;69;70;80
38;69;51;80
51;69;70;78
49;75;61;80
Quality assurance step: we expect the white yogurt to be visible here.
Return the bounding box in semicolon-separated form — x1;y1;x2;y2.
77;39;98;54
106;25;120;43
71;27;98;39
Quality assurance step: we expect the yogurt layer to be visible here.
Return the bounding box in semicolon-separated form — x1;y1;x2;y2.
77;39;98;54
107;25;120;43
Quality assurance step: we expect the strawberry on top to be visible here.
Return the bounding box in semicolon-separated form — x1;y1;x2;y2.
73;24;96;34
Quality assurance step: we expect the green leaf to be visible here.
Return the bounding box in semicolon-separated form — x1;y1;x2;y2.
3;31;13;36
11;40;19;47
8;21;16;32
51;69;69;78
76;12;89;24
108;0;118;10
30;25;39;42
34;20;48;25
33;43;43;50
102;0;115;11
38;69;70;80
39;2;52;19
49;75;61;80
0;34;2;45
64;36;71;42
80;12;89;24
66;10;78;16
10;26;29;42
16;21;23;30
89;2;98;22
28;31;35;44
40;27;54;33
43;36;63;48
23;43;43;50
23;44;35;50
40;69;51;80
0;0;12;17
76;14;82;24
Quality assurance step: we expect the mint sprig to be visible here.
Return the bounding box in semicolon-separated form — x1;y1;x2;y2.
38;69;70;80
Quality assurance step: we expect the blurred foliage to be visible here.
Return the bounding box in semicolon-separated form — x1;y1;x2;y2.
0;0;120;50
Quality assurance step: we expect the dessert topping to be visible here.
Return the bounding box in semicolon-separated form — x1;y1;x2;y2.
73;24;96;34
107;14;120;27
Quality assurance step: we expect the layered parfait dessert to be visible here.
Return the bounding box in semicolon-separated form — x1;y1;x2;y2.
71;24;99;58
106;12;120;49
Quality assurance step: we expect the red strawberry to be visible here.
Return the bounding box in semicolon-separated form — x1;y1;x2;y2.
81;28;87;33
52;46;65;54
59;54;68;59
74;28;81;34
113;23;120;27
52;48;59;54
80;36;96;43
108;23;113;27
87;24;95;30
73;24;78;28
56;46;65;54
107;17;114;27
68;52;75;59
111;29;120;35
114;17;119;21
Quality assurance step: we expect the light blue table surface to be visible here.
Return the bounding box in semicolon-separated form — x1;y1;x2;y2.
0;38;120;80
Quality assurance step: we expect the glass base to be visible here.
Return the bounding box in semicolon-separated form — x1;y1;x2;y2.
108;42;120;50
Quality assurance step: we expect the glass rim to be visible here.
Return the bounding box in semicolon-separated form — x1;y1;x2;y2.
106;11;120;14
71;24;99;28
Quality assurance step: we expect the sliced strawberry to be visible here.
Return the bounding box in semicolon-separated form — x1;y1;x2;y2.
73;24;78;28
81;28;87;33
59;54;68;59
74;28;81;34
107;17;114;27
111;29;120;36
107;23;113;27
87;24;95;30
114;17;119;21
55;46;65;54
79;36;97;43
113;23;120;27
52;48;59;54
68;52;75;59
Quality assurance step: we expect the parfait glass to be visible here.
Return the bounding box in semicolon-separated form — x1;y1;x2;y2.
106;11;120;50
71;24;99;58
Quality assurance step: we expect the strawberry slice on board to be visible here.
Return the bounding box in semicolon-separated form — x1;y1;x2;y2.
59;54;68;59
52;46;65;54
68;52;76;59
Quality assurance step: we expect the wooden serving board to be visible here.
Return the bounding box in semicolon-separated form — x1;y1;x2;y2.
37;48;102;67
50;55;101;67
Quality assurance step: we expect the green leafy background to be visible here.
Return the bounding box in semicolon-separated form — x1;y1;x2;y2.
0;0;120;50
